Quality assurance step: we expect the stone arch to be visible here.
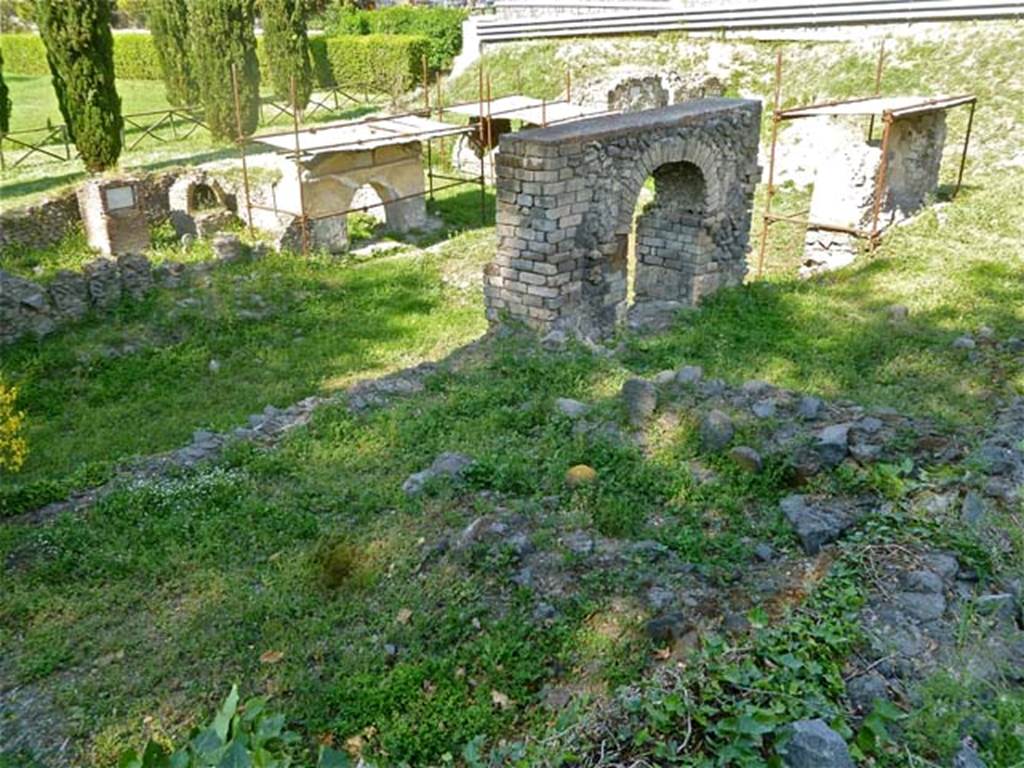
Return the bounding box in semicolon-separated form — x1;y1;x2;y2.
484;99;761;338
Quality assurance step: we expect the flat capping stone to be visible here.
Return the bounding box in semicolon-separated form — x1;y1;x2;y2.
503;98;761;147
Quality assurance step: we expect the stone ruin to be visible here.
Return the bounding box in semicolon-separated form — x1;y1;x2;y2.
167;171;240;241
76;177;151;257
574;67;726;114
484;98;761;338
803;111;948;274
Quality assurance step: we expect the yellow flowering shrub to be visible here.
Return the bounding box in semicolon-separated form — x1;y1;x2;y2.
0;378;27;472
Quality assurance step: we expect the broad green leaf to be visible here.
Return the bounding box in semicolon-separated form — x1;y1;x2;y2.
141;740;171;768
317;746;351;768
192;727;224;756
214;686;241;742
118;749;142;768
218;740;253;768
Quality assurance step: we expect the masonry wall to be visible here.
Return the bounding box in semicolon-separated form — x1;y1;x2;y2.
484;98;761;337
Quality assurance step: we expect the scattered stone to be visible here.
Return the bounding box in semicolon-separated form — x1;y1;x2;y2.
741;380;771;396
797;396;824;421
622;378;658;426
565;464;598;488
778;719;855;768
781;495;863;555
953;740;987;768
402;452;474;495
754;543;775;562
212;233;245;263
846;673;889;714
687;459;718;486
645;612;688;643
723;611;751;634
895;591;946;622
555;398;589;419
922;552;960;581
729;445;763;473
975;593;1017;622
533;602;557;621
887;304;910;323
952;335;976;350
676;365;704;385
960;491;988;526
700;409;735;452
646;586;675;611
815;423;852;468
752;398;776;419
653;369;676;386
561;531;594;556
903;569;944;594
977;325;995;342
540;329;569;348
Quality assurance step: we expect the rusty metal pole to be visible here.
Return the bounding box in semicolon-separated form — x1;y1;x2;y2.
868;113;894;251
290;76;310;257
422;55;435;201
231;64;256;239
954;100;976;198
756;50;783;279
867;40;886;141
487;74;497;185
479;64;486;225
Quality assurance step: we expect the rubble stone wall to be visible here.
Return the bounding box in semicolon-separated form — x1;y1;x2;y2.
484;98;761;338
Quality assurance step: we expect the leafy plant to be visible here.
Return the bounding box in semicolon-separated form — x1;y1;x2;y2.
118;686;350;768
148;0;197;107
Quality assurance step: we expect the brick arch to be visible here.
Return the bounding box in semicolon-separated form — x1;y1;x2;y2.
616;134;726;236
485;99;762;338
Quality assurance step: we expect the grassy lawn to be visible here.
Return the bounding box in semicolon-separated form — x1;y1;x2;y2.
0;75;382;211
1;21;1024;768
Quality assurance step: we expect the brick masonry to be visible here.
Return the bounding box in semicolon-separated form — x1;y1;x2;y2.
484;98;762;338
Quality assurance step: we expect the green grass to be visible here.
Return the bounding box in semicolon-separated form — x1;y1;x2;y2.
2;20;1024;768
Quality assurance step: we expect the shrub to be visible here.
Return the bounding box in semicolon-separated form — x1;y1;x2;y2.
147;0;197;107
190;0;260;141
37;0;123;171
262;0;313;112
0;46;11;134
111;32;163;79
326;34;429;103
324;6;466;71
118;685;350;767
0;33;49;76
0;378;27;473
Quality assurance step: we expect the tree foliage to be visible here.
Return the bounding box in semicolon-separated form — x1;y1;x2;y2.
0;46;11;134
36;0;123;172
191;0;260;141
262;0;313;113
147;0;196;107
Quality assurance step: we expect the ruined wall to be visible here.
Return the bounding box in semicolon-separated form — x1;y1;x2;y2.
0;235;248;346
484;98;761;338
803;111;948;274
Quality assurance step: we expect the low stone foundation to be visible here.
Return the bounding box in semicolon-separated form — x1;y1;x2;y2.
484;98;761;338
0;235;251;346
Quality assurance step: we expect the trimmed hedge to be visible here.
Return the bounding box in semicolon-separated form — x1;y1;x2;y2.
326;34;430;100
1;32;162;78
324;6;466;71
1;31;424;99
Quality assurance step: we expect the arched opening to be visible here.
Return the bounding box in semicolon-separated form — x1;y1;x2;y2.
190;182;221;212
350;183;387;243
627;160;709;313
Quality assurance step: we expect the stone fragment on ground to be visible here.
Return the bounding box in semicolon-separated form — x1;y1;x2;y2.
778;719;855;768
622;378;658;426
780;494;872;555
402;452;474;496
700;409;734;451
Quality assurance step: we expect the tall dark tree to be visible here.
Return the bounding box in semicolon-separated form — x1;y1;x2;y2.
262;0;313;114
191;0;260;141
37;0;123;172
148;0;197;108
0;47;11;135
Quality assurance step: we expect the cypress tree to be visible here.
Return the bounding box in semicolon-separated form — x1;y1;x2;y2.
0;47;11;135
37;0;123;172
262;0;313;114
191;0;260;142
148;0;197;108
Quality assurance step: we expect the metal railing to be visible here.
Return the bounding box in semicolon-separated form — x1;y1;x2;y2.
475;0;1024;42
0;87;368;172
